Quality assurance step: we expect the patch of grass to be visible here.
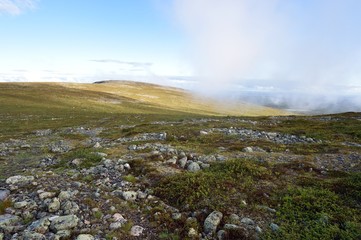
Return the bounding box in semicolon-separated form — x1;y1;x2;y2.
154;159;272;212
333;172;361;203
262;187;361;240
53;148;103;169
159;231;181;240
93;210;103;219
121;220;134;232
123;174;137;183
0;199;12;214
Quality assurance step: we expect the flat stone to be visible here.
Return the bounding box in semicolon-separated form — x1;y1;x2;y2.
240;217;255;226
6;175;34;186
22;231;46;240
39;192;57;200
0;214;22;227
50;215;79;232
76;234;95;240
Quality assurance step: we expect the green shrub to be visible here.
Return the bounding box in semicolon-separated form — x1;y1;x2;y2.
262;187;361;240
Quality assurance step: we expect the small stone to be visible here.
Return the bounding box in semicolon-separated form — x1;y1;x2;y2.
54;230;71;239
228;214;240;225
50;215;79;232
121;191;137;201
137;191;147;199
128;145;137;151
22;231;46;240
217;230;226;240
200;163;210;169
124;163;131;170
178;157;187;168
130;225;144;236
200;131;208;135
14;201;29;209
0;189;10;201
110;221;123;230
48;198;60;212
188;227;198;237
255;226;262;233
71;158;82;167
204;211;223;234
76;234;95;240
187;162;201;172
172;212;182;220
242;147;253;153
113;213;126;223
166;157;177;165
20;144;31;149
270;223;280;232
93;142;101;148
58;191;72;202
39;191;57;200
240;217;255;226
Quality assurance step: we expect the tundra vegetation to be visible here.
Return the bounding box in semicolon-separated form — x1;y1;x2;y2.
0;81;360;239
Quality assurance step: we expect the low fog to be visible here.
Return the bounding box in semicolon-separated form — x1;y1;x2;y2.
172;0;361;114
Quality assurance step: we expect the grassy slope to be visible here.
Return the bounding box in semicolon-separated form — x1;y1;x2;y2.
0;81;287;140
63;81;286;116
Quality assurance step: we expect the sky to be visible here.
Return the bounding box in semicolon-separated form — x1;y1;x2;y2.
1;0;361;112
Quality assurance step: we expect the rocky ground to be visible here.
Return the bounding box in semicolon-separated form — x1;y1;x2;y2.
0;114;361;239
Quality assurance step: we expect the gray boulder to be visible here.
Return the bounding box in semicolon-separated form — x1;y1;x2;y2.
27;217;50;234
204;211;223;234
49;215;79;232
187;162;200;172
0;214;22;227
22;231;46;240
6;175;34;187
0;189;10;201
48;198;60;213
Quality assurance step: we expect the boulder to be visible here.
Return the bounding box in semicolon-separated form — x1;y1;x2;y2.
204;211;223;234
0;189;10;201
187;162;200;172
0;214;22;227
48;198;60;213
27;217;50;234
49;215;79;232
6;175;34;187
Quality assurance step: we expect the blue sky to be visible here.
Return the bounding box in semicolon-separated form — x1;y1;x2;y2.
0;0;189;82
1;0;361;110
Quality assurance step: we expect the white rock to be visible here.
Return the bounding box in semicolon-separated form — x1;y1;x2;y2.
130;225;144;236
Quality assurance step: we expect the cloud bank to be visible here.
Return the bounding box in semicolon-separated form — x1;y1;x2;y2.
172;0;361;112
0;0;38;15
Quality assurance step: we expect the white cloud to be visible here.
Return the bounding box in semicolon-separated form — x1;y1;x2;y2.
0;0;38;15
